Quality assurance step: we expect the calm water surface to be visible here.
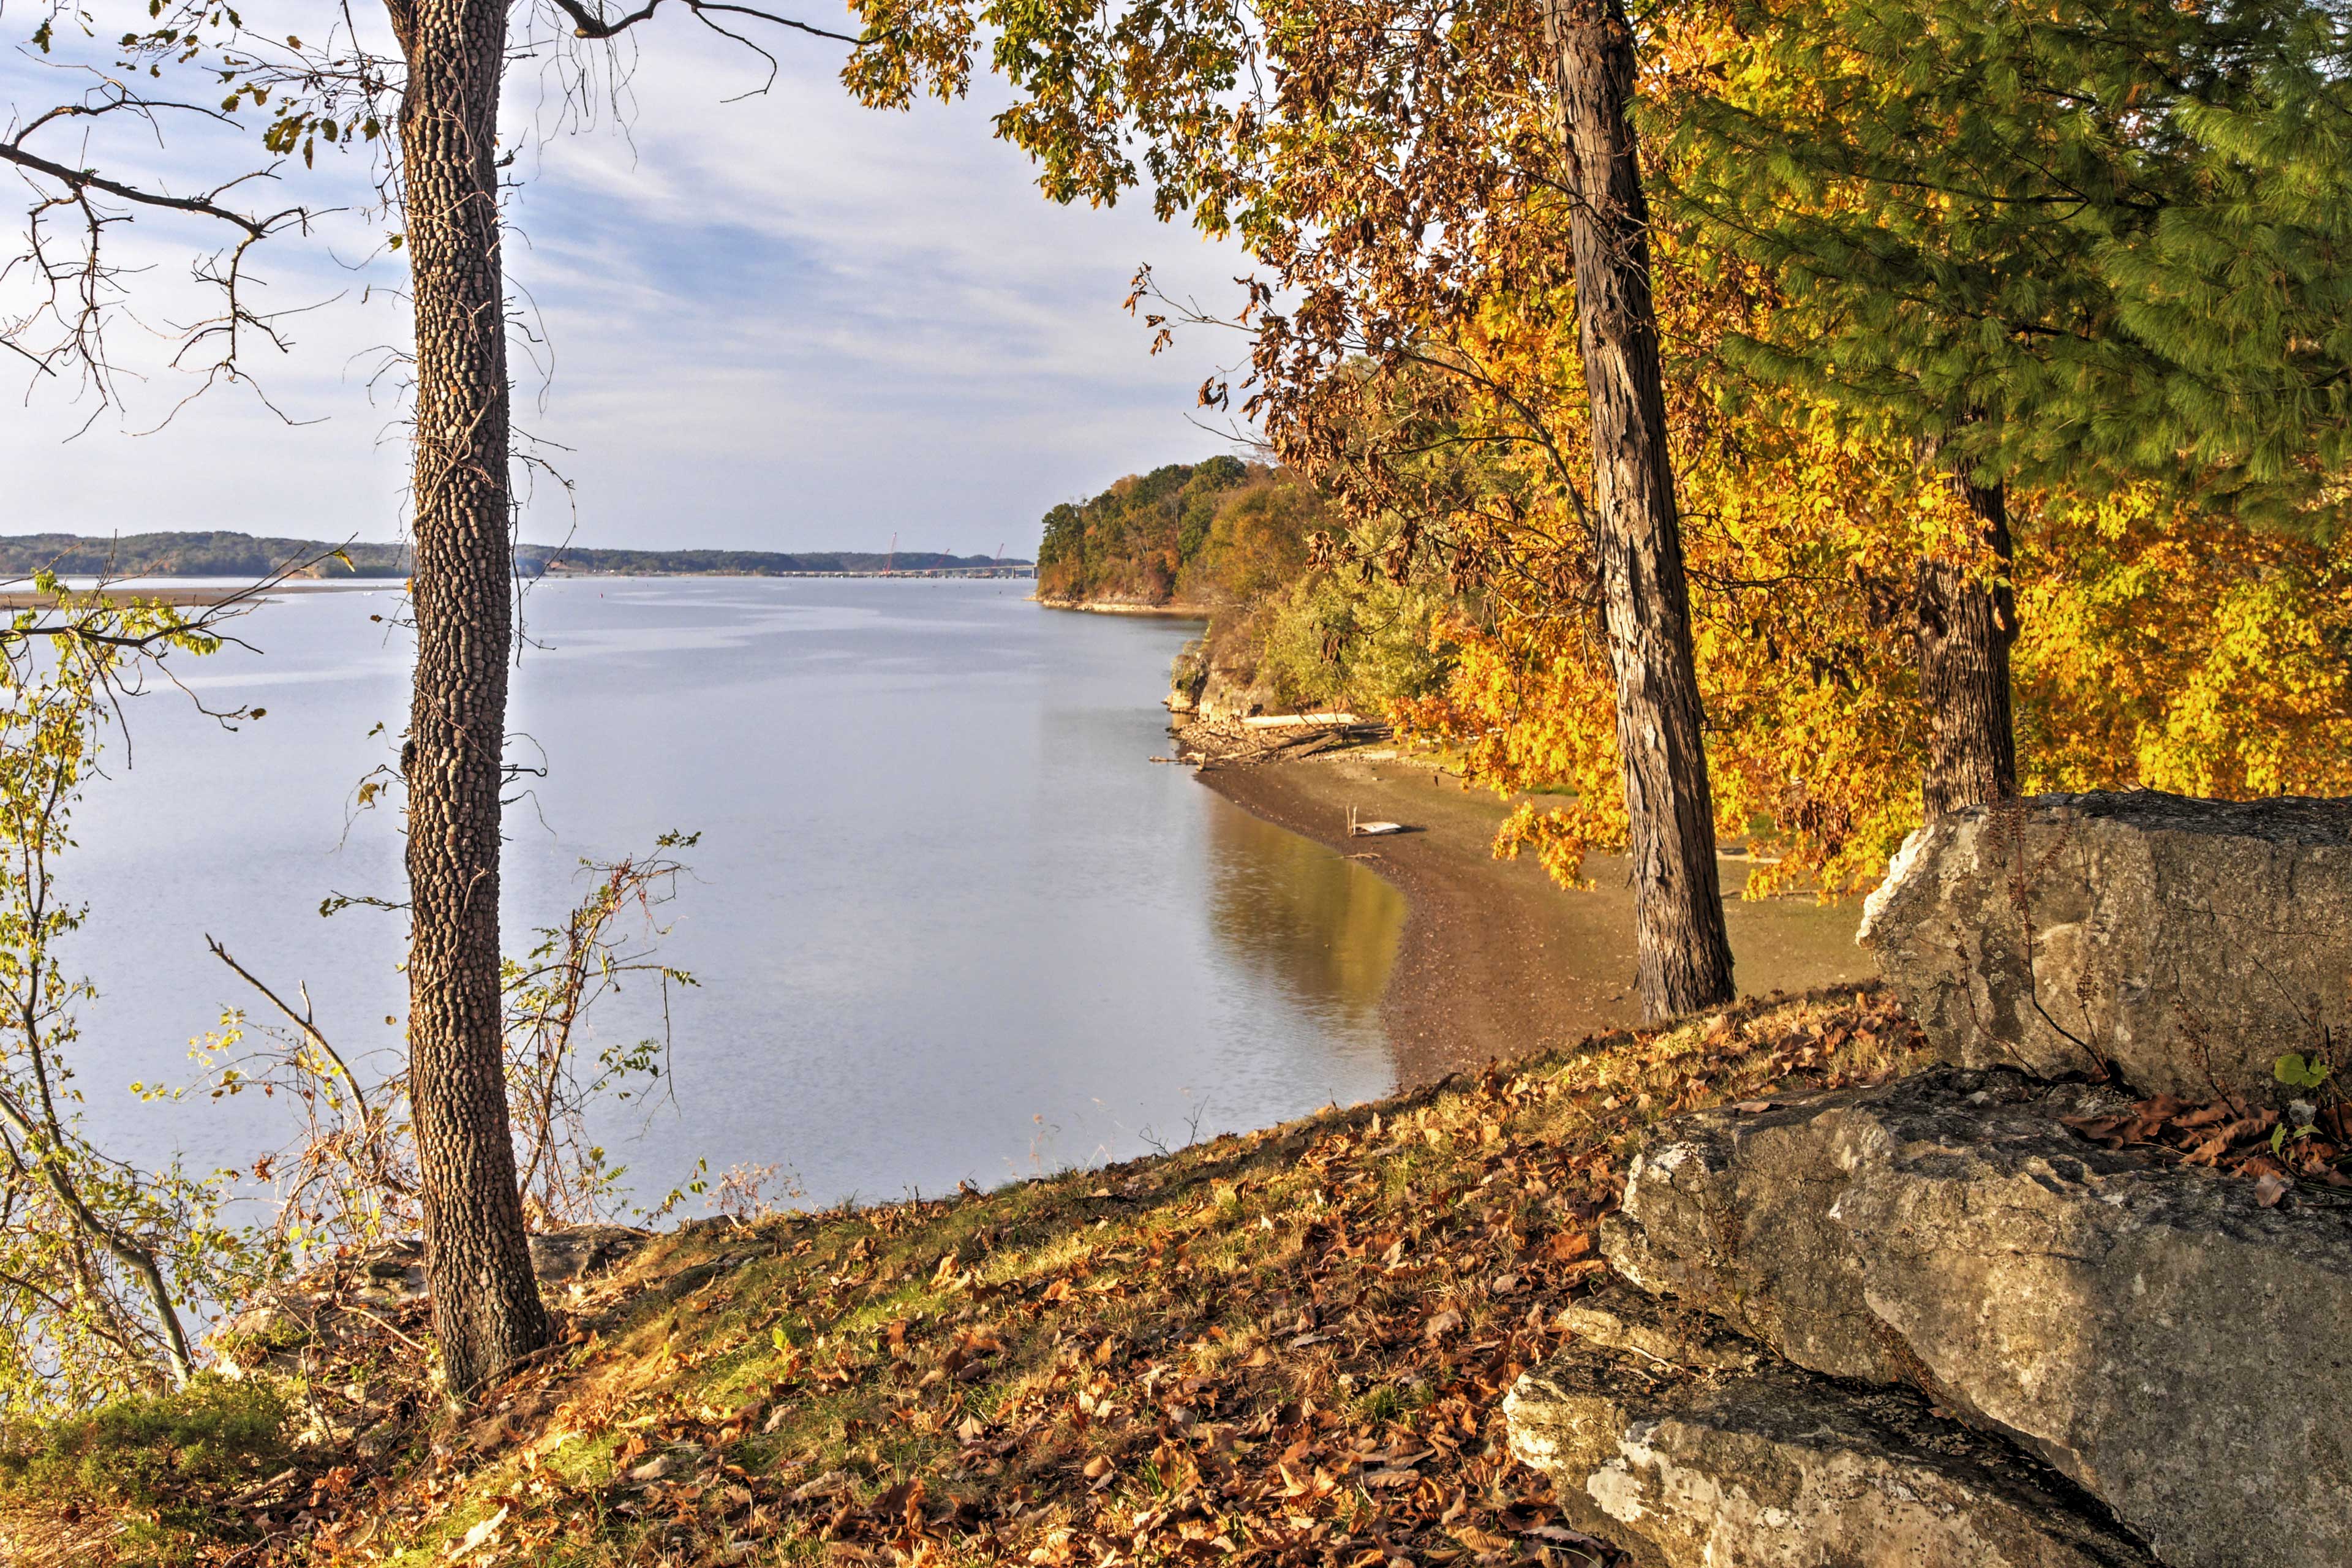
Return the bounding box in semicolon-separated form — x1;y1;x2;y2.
68;578;1406;1207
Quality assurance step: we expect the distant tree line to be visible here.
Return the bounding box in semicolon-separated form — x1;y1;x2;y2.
0;534;413;579
1035;456;1262;603
0;533;1026;581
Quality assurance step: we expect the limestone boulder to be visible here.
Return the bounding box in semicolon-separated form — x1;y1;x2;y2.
1506;1338;2158;1568
1856;791;2352;1101
1602;1069;2352;1568
1194;660;1276;723
1167;642;1207;714
1552;1284;1761;1374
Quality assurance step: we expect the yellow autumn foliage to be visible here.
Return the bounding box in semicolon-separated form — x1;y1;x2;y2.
1338;8;2352;903
2018;490;2352;803
1399;460;2352;900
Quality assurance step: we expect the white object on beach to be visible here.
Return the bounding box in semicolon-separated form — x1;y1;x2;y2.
1241;711;1362;729
1347;805;1407;837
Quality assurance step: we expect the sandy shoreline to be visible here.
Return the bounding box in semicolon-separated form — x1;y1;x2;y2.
1035;597;1209;618
1193;738;1873;1087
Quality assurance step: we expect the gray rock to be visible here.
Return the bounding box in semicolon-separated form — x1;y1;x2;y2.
1506;1342;2158;1568
1604;1069;2352;1568
1553;1284;1760;1374
1856;791;2352;1101
529;1224;649;1284
1195;662;1273;723
1168;643;1208;714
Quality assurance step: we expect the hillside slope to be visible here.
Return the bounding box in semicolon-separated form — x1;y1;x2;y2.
0;989;1921;1567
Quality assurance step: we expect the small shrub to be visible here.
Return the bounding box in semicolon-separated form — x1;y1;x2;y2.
1256;574;1455;712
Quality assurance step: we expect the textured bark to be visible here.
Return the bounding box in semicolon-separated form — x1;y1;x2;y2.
1542;0;1734;1020
390;0;549;1397
1917;458;2017;818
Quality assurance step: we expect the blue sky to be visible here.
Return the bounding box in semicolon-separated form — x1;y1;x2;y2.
1;17;1256;554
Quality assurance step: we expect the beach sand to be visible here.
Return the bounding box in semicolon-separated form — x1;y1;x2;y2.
1197;744;1875;1087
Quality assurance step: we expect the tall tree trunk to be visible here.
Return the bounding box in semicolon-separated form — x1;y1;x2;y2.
388;0;549;1398
1544;0;1736;1020
1917;454;2018;818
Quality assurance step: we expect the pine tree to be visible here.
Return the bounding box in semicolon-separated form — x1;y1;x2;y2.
1664;0;2352;810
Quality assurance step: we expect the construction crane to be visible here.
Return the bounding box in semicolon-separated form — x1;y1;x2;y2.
884;532;897;577
994;541;1006;575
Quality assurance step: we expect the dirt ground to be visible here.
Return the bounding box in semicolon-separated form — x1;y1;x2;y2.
1197;744;1875;1087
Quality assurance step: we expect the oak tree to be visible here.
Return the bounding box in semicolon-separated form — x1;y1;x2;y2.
853;0;1738;1017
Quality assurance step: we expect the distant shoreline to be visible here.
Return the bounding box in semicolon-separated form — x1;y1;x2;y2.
0;580;388;609
0;572;1042;609
0;531;1033;584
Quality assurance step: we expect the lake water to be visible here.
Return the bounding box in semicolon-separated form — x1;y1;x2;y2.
67;578;1407;1210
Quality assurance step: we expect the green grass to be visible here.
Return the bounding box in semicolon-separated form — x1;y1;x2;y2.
0;1375;290;1565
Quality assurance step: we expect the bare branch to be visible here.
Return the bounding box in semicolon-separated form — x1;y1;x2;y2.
546;0;861;48
205;937;375;1128
1;73;324;415
0;131;297;241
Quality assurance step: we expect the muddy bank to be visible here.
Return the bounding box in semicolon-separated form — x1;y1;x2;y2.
1195;741;1873;1087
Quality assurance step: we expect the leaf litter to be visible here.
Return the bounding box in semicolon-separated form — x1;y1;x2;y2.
2060;1090;2351;1203
15;987;1934;1567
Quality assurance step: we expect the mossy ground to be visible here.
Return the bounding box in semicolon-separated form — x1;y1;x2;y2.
1;987;1926;1567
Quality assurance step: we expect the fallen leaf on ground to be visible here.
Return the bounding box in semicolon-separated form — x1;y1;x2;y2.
448;1505;508;1561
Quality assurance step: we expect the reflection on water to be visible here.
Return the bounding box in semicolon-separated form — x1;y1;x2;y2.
1204;805;1405;1034
66;579;1406;1207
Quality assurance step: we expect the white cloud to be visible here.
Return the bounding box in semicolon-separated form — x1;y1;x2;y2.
0;9;1258;554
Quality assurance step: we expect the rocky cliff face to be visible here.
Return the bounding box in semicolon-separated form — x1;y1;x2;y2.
1507;792;2352;1568
1167;643;1275;723
1600;1069;2352;1568
1507;1315;2161;1568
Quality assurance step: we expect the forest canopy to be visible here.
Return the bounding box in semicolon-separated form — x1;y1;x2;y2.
1033;456;1253;605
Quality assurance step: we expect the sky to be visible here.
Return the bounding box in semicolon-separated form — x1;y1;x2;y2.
1;13;1258;556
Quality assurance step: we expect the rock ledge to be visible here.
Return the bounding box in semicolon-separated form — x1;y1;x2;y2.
1598;1069;2352;1568
1857;791;2352;1099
